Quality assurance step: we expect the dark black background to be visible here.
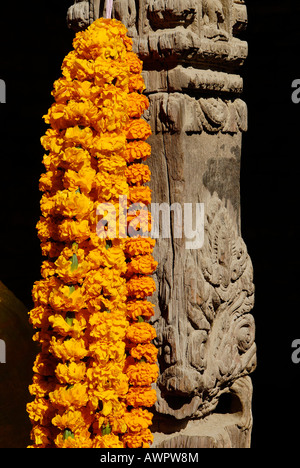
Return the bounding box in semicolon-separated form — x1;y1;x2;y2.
0;0;299;449
242;0;300;448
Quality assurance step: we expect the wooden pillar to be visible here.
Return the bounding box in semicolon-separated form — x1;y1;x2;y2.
67;0;256;448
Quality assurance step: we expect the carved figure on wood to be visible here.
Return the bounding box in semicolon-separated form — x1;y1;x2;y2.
154;194;255;422
202;0;228;40
67;0;90;31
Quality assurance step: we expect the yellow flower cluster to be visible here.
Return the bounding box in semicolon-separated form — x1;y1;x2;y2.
27;18;158;448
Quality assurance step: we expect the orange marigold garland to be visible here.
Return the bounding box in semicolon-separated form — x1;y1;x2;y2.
123;62;158;446
27;18;158;448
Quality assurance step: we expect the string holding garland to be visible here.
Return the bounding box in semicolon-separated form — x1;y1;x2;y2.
105;0;113;19
27;16;158;448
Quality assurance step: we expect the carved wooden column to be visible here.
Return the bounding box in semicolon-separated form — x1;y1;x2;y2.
67;0;256;448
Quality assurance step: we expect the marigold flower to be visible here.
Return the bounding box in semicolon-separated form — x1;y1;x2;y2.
55;361;87;385
83;268;120;298
125;237;156;257
88;340;126;366
126;51;143;74
49;383;89;409
124;141;152;163
41;190;93;220
125;119;152;141
126;360;159;387
126;387;157;408
127;204;152;236
39;169;64;193
126;255;158;277
54;248;91;284
52;78;99;103
114;373;130;399
41;128;64;154
62;53;95;81
123;428;154;448
128;185;152;205
94;139;127;162
57;218;91;243
32;352;57;377
88;311;128;342
94;58;129;90
123;408;153;433
86;245;126;272
59;146;92;170
126;322;157;344
94;172;129;201
48;282;86;312
125;163;151;186
40;240;64;258
44;99;99;131
40;260;56;279
126;300;155;321
63;166;96;194
27;398;55;426
52;407;92;432
109;409;127;434
32;277;60;307
49;336;88;362
128;93;149;118
97;153;127;174
63;125;94;149
126;276;156;299
93;433;124;448
129;74;147;93
28;374;57;398
54;427;93;448
30;425;53;447
29;305;52;329
130;343;158;363
36;216;58;242
48;313;86;338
